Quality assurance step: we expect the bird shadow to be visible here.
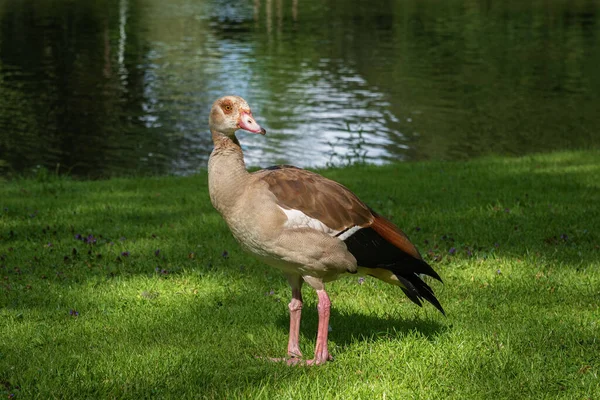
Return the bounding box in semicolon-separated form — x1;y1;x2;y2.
274;304;448;350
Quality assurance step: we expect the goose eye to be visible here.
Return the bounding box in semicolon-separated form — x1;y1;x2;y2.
223;104;232;112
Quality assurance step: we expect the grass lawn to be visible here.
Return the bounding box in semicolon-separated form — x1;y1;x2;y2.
1;150;599;399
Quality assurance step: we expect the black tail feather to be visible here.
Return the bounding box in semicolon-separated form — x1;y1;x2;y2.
344;226;445;315
397;274;446;316
413;258;443;283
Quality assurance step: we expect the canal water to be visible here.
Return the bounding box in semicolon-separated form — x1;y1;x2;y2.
0;0;598;177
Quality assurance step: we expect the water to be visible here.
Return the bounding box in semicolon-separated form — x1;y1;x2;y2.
0;0;598;178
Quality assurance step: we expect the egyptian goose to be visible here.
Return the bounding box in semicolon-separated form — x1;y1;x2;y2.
208;96;444;365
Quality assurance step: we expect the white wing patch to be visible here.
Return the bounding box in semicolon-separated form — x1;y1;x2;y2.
278;206;362;239
336;225;362;241
279;207;335;234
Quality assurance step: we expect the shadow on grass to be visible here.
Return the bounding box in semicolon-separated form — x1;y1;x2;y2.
349;153;600;270
1;151;599;396
3;152;599;276
275;305;447;347
1;279;447;397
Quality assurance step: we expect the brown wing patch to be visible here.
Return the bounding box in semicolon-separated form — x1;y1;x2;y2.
255;166;374;231
370;214;422;260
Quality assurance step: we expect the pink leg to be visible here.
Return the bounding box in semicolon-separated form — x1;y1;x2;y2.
267;276;304;365
287;287;303;359
307;289;333;365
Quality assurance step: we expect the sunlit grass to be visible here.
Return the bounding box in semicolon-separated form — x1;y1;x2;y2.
1;150;599;399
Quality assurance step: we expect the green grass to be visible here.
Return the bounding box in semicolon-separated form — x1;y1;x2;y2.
1;150;599;399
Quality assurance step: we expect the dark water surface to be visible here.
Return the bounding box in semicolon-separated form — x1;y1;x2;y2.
0;0;598;178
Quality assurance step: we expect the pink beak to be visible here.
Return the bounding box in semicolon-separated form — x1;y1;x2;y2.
238;111;266;135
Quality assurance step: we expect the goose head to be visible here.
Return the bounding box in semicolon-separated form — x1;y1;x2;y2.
209;95;266;137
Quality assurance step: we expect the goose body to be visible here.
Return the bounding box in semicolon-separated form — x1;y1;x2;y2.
208;95;444;365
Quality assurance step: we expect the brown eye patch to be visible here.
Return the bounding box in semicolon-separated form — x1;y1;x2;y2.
221;101;233;114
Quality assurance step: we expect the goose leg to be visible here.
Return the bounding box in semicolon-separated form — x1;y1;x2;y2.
307;289;333;365
287;285;303;359
269;275;304;365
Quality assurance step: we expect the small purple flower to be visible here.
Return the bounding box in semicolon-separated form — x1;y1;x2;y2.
267;289;275;296
119;236;126;241
84;235;96;244
504;208;511;213
415;227;421;232
121;251;130;257
494;242;500;248
449;247;456;255
69;309;79;317
47;242;53;247
496;269;502;275
74;234;83;240
560;234;568;241
358;277;365;285
154;249;161;257
222;250;229;259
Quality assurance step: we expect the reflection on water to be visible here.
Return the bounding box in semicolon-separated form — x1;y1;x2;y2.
0;0;598;178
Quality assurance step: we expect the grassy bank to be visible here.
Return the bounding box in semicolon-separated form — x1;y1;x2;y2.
1;150;599;399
